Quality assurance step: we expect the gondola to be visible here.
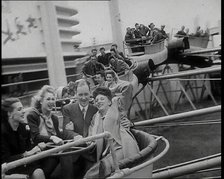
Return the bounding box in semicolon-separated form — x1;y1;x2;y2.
1;130;169;179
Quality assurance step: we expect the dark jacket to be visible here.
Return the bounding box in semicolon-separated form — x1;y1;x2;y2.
62;102;98;138
1;121;32;163
176;30;187;36
97;53;111;67
109;57;130;74
82;60;105;76
134;29;142;38
27;109;75;145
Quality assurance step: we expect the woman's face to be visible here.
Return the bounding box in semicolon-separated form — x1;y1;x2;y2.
106;74;114;84
41;92;55;112
95;94;111;114
10;102;25;123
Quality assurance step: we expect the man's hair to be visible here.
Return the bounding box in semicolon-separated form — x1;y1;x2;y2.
111;44;117;48
99;47;105;51
96;71;105;78
91;48;97;52
135;23;139;26
74;79;90;93
105;70;116;78
110;48;116;53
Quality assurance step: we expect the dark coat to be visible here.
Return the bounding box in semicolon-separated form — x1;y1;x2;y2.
97;53;111;67
27;109;75;145
134;29;142;38
82;60;105;76
1;121;32;163
62;102;98;137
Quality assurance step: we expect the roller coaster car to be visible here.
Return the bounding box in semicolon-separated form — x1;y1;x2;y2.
2;129;158;179
188;36;209;48
167;36;221;68
44;129;158;178
128;37;221;86
106;129;157;178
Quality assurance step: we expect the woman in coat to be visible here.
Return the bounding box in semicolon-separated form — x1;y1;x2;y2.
27;85;77;179
85;87;139;178
1;98;45;179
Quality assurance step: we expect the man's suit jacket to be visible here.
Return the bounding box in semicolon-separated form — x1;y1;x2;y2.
82;60;105;76
62;102;98;137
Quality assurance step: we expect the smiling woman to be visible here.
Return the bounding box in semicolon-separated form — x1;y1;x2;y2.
26;85;77;179
1;98;45;179
85;87;139;178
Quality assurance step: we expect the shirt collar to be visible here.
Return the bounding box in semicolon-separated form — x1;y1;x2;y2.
79;104;89;112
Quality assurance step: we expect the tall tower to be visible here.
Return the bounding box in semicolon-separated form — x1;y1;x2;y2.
38;1;82;87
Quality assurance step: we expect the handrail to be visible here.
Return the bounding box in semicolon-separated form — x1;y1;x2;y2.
107;135;169;178
153;153;221;173
152;154;221;178
1;73;82;87
134;106;221;126
124;39;165;48
1;132;117;176
1;78;49;87
147;66;221;82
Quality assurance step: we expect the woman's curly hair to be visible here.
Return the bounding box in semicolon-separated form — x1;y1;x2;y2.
31;85;55;111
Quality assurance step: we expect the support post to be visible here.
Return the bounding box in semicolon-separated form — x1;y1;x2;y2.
38;1;67;87
109;0;124;52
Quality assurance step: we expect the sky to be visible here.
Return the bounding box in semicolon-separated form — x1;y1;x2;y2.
68;0;221;47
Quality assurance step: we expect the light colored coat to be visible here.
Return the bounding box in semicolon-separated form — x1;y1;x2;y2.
89;97;139;161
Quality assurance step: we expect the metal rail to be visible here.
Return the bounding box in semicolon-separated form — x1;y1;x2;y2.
134;105;221;126
144;119;221;128
1;78;49;87
168;78;221;81
182;47;221;55
1;74;82;87
108;135;170;178
147;66;221;82
1;132;115;175
152;153;221;178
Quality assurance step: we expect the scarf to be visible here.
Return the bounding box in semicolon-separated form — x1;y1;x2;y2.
32;108;56;136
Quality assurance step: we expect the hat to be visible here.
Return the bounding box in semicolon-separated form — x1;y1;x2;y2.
99;47;105;51
149;23;154;27
93;87;112;101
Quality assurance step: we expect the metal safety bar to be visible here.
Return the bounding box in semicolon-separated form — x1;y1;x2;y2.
152;153;221;178
148;66;221;82
107;135;170;178
134;105;221;126
1;132;118;177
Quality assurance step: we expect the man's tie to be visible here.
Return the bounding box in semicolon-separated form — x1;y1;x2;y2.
82;108;85;119
82;108;87;137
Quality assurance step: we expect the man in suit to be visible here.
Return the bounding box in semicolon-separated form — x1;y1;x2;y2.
62;79;98;138
82;56;105;78
62;79;98;178
111;43;132;66
109;49;130;75
97;47;111;67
